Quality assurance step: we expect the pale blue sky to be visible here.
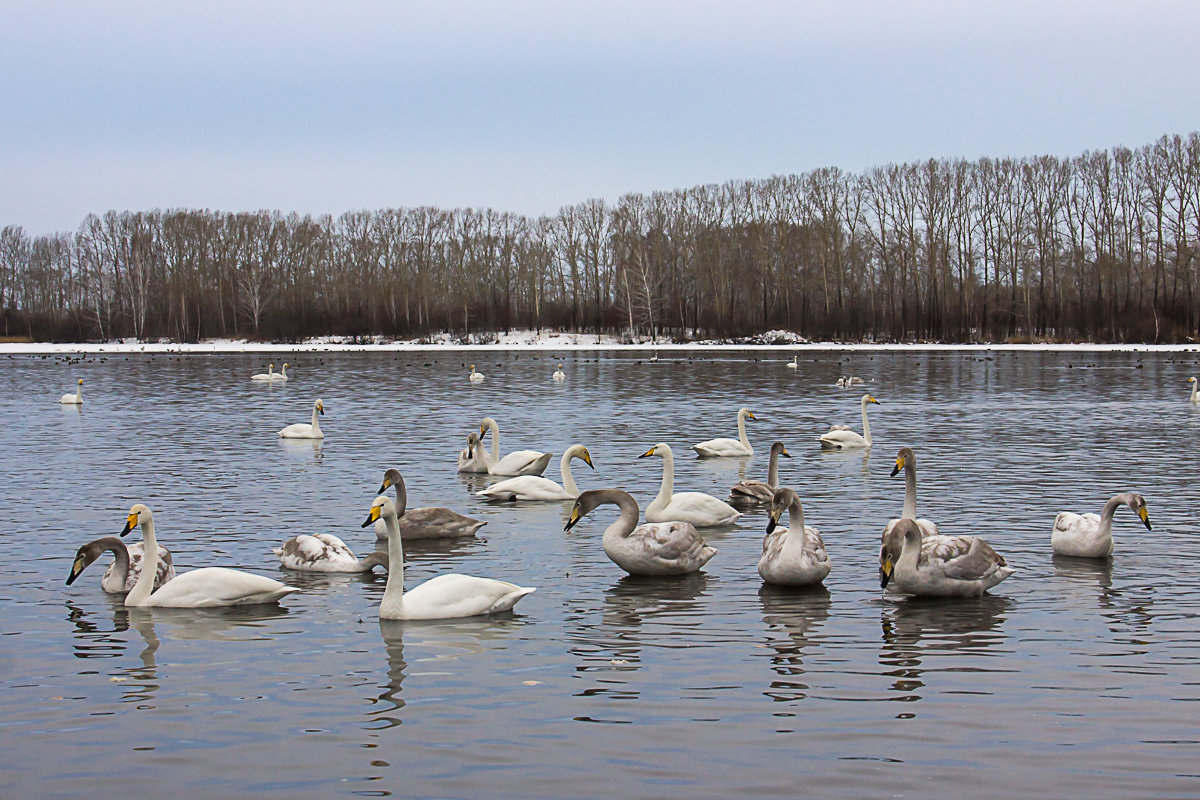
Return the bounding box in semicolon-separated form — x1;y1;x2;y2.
3;0;1197;235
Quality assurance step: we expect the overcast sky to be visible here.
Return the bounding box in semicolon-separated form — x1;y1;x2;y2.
3;0;1197;235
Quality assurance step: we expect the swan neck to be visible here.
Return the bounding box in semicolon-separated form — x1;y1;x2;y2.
126;519;157;605
560;450;579;496
788;498;806;534
902;463;917;518
860;398;872;444
767;449;780;486
382;512;406;609
737;411;750;449
602;492;641;541
656;448;675;505
1099;496;1125;535
484;419;501;460
392;477;408;516
310;404;322;434
105;540;130;586
897;527;923;569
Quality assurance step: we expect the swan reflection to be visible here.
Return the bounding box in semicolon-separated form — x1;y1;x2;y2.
278;438;323;460
759;585;832;703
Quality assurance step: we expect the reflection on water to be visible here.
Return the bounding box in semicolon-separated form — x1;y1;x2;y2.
759;584;832;703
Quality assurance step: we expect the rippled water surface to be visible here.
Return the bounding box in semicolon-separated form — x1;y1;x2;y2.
4;349;1200;798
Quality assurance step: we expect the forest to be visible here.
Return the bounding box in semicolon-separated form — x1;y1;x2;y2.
1;132;1198;343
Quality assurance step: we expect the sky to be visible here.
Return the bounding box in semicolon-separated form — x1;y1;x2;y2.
2;0;1198;236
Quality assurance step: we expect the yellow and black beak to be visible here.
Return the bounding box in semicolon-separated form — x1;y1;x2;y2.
880;557;894;589
781;448;792;459
377;477;392;494
318;403;325;415
120;512;138;537
582;450;595;469
362;505;382;528
564;504;583;532
869;397;880;405
65;553;87;586
479;423;487;437
1139;506;1152;531
890;457;903;477
766;509;782;534
747;412;757;421
638;447;656;459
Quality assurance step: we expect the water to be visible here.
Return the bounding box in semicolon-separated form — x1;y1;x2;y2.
2;349;1200;798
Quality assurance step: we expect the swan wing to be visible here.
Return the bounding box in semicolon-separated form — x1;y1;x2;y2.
277;534;362;571
478;475;568;501
394;507;486;538
652;492;740;526
819;429;867;449
489;450;552;476
926;536;1009;581
402;574;536;619
691;437;751;457
609;522;716;574
729;479;774;504
279;424;322;439
142;567;297;607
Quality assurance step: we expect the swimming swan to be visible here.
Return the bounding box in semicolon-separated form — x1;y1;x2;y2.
275;532;388;573
552;364;565;381
59;379;83;404
819;394;879;449
378;468;486;539
759;487;831;586
565;488;717;575
479;445;594;501
882;447;940;539
279;399;325;439
786;356;798;369
456;432;491;474
268;363;290;382
1052;493;1151;558
692;407;756;457
469;364;485;382
119;504;298;607
366;496;535;620
479;417;552;476
66;537;175;593
728;441;790;505
880;518;1014;597
639;443;741;527
251;364;275;381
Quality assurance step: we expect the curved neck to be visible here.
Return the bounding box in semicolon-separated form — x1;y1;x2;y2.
767;448;780;486
560;450;580;495
310;405;322;434
602;492;641;541
860;398;872;444
898;527;923;567
1191;381;1198;402
655;448;675;505
279;364;287;378
361;550;388;571
382;511;406;609
902;462;917;518
126;519;157;605
484;419;501;460
391;477;408;516
100;538;130;585
736;412;750;449
1099;495;1127;537
787;498;806;533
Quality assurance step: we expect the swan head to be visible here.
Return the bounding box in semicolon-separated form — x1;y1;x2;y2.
479;417;497;437
120;503;152;537
66;538;112;585
362;495;397;528
378;468;405;495
879;519;922;588
77;378;83;385
891;447;916;477
739;407;757;422
1191;377;1197;384
638;443;671;460
568;445;595;469
770;441;791;459
1126;494;1152;530
766;487;799;534
314;399;325;415
564;488;619;531
863;395;880;406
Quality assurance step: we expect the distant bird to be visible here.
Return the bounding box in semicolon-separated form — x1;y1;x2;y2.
469;364;485;382
59;378;83;404
819;395;879;449
251;363;276;381
552;364;565;381
1190;376;1198;403
786;356;798;369
279;399;325;439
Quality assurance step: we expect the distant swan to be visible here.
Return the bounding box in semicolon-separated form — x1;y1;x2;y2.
275;532;387;573
118;504;297;607
456;432;490;473
639;443;741;527
268;362;289;382
469;364;485;382
819;394;879;449
1190;377;1198;403
552;364;565;381
479;417;552;476
378;468;486;539
366;496;535;620
59;378;83;404
692;407;756;457
786;356;798;369
880;518;1014;597
882;447;940;539
728;441;790;505
66;537;175;593
279;399;324;439
759;488;830;586
1052;493;1151;558
251;364;275;381
479;445;594;501
565;488;717;575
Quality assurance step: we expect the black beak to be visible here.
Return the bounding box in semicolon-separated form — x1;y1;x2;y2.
1143;518;1153;531
890;464;901;477
120;521;134;537
66;561;83;586
880;568;891;589
376;483;387;494
361;514;375;529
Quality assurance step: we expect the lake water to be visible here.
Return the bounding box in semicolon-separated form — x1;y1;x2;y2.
3;348;1200;798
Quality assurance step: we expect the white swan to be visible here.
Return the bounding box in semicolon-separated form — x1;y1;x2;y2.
478;445;594;501
66;537;175;593
759;488;831;586
275;533;387;573
786;356;798;369
366;496;535;620
279;399;324;439
456;432;490;474
479;417;552;476
59;378;83;404
882;447;940;539
728;441;790;504
267;362;290;382
819;394;879;449
692;407;756;457
1052;493;1151;558
119;504;297;607
639;443;741;527
880;518;1014;597
1190;377;1197;403
552;364;566;381
251;363;275;381
565;489;717;575
378;468;486;539
469;364;485;382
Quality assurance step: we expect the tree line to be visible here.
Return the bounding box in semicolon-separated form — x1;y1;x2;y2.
2;132;1198;343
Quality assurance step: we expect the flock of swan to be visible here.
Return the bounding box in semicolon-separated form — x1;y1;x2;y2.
58;360;1169;624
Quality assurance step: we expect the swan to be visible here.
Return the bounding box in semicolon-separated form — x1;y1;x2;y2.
819;394;879;449
66;537;175;593
835;375;847;387
759;487;831;586
1052;493;1151;558
848;376;865;386
275;532;387;573
692;407;756;457
479;417;552;476
478;445;594;501
59;378;83;404
882;447;940;539
456;432;491;474
118;504;297;607
650;352;659;362
251;364;275;381
639;443;741;527
728;441;791;505
267;362;290;382
552;364;566;381
365;496;535;620
279;399;324;439
786;356;798;369
565;488;717;576
469;364;485;382
1190;377;1198;403
880;518;1014;597
378;468;486;539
